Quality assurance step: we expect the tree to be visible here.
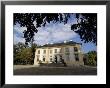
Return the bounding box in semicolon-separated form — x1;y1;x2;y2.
71;13;97;45
14;13;97;45
87;51;97;66
14;42;34;65
14;42;27;60
18;48;33;64
31;43;37;64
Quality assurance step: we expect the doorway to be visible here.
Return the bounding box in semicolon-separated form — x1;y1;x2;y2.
54;55;57;63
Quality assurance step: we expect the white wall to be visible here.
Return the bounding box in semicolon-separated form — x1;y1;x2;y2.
34;45;83;65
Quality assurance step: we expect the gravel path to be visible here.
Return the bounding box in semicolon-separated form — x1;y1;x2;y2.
14;65;97;75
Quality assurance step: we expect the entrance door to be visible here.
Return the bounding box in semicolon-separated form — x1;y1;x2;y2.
59;55;62;63
54;55;57;63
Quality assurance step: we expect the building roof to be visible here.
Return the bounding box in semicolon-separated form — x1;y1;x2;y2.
37;41;82;48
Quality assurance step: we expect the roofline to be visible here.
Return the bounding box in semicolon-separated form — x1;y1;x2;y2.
36;43;82;48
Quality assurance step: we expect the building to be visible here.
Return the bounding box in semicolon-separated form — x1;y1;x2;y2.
34;41;84;66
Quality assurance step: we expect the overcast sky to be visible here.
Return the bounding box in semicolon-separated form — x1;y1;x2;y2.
14;14;96;53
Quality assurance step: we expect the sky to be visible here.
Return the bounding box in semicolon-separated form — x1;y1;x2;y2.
14;14;96;53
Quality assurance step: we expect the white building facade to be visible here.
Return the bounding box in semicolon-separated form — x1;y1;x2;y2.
34;41;84;66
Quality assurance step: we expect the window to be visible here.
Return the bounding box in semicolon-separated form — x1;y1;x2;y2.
59;48;62;53
43;50;46;54
65;47;69;52
74;47;78;52
43;56;45;62
54;49;57;53
59;55;62;59
38;50;40;54
36;55;39;61
50;56;52;57
43;58;45;61
49;56;53;62
59;55;62;62
50;58;52;62
74;54;79;61
65;55;69;61
50;50;52;54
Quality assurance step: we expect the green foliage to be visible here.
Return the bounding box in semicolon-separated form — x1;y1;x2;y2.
14;42;37;65
71;14;97;45
14;13;97;45
31;43;37;63
14;13;71;45
86;51;97;66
